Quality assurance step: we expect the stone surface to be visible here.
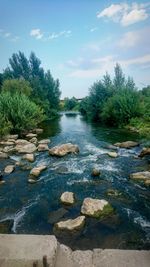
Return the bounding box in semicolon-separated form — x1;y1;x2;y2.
55;244;73;267
4;165;15;174
107;152;118;158
38;139;50;144
55;216;85;231
60;192;75;205
0;234;57;267
22;153;35;162
37;144;49;152
81;198;113;218
106;189;122;197
15;139;29;145
114;141;139;149
145;179;150;186
130;171;150;180
92;168;101;177
28;178;37;184
15;143;37;154
29;137;38;145
2;146;16;153
26;133;37;139
49;143;79;157
72;250;93;267
0;152;8;159
33;128;43;134
93;249;150;267
5;134;18;140
139;147;150;157
30;165;47;177
0;141;15;146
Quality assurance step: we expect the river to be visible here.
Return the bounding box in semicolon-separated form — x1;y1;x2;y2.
0;113;150;250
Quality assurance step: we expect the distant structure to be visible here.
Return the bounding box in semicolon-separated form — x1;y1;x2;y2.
60;97;83;103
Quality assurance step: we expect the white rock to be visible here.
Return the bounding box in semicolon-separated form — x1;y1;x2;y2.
81;198;110;218
30;165;47;177
22;153;35;162
26;133;37;139
37;144;49;152
55;216;85;231
4;165;15;174
130;171;150;180
107;152;118;158
114;141;139;148
38;139;50;144
60;192;75;205
15;143;37;154
15;139;30;145
49;143;79;157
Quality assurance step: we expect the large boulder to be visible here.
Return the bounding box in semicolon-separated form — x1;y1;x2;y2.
22;153;35;162
49;143;79;157
81;198;114;218
130;171;150;180
0;141;15;146
15;139;30;145
29;137;38;145
114;141;139;149
4;165;15;174
139;147;150;157
5;134;18;140
37;144;49;152
55;216;85;231
15;143;37;154
30;165;47;177
2;146;16;153
60;192;75;205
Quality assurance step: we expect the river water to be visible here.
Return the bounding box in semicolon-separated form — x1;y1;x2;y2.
0;113;150;250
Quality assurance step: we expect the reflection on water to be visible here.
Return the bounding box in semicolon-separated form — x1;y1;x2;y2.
0;113;150;250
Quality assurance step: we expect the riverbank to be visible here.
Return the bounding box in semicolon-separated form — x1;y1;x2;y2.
0;234;150;267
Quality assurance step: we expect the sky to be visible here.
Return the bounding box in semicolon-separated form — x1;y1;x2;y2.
0;0;150;98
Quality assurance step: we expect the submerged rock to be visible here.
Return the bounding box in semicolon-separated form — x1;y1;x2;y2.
107;152;118;158
130;171;150;180
91;168;101;177
55;166;68;174
49;143;79;157
114;141;139;149
30;165;47;177
48;208;68;224
38;139;50;144
60;192;75;205
81;197;114;218
37;144;49;152
139;147;150;157
28;178;37;184
55;216;85;231
22;153;35;162
106;189;122;197
0;180;6;185
0;219;13;233
4;165;15;174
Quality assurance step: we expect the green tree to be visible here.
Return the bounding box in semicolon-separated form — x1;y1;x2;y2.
1;79;32;96
113;63;125;91
64;97;78;110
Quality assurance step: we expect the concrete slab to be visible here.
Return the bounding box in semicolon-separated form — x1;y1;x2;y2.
0;234;58;267
72;250;93;267
55;244;73;267
93;249;150;267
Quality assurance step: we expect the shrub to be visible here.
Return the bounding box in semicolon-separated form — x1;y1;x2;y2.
1;79;32;96
0;114;12;137
0;92;45;132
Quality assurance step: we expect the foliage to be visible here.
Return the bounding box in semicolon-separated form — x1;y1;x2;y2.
3;51;61;117
64;97;78;111
0;92;45;133
1;79;32;96
0;113;12;137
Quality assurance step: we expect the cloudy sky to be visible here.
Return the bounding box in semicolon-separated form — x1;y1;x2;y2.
0;0;150;98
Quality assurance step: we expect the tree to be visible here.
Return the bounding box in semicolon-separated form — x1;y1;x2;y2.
113;63;125;91
1;79;32;96
64;97;78;110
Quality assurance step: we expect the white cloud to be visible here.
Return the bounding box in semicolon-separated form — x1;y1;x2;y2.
48;30;71;40
97;2;149;26
0;29;19;42
118;31;140;47
4;32;11;38
30;28;43;39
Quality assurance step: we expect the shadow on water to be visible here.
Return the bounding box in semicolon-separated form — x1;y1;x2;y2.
0;113;150;250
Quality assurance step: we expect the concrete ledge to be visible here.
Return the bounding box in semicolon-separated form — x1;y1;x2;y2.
0;234;150;267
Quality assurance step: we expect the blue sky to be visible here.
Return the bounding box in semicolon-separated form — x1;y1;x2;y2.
0;0;150;98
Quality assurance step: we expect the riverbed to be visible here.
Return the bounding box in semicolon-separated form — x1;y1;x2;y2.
0;113;150;250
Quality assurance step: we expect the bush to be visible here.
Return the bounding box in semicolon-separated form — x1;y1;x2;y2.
1;79;32;96
0;92;45;133
0;114;12;137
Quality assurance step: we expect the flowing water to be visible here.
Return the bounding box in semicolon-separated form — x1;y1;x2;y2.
0;113;150;250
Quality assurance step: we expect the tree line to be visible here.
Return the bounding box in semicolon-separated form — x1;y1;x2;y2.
0;51;61;136
79;64;150;138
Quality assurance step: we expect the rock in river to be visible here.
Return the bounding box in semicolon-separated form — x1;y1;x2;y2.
4;165;15;174
60;192;75;205
22;153;35;162
26;133;37;139
55;216;85;231
139;147;150;157
38;139;50;144
114;141;139;149
130;171;150;180
107;152;118;158
30;165;47;177
92;168;101;177
49;143;79;157
15;143;37;154
81;197;114;218
0;152;8;159
37;144;49;152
